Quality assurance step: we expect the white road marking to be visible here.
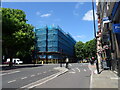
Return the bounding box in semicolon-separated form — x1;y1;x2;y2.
69;72;75;73
31;75;35;77
0;71;20;76
21;72;62;88
8;80;16;83
21;77;27;80
84;69;86;72
76;68;80;72
43;72;46;73
88;63;93;88
90;71;93;88
72;69;75;72
69;64;72;66
110;77;120;79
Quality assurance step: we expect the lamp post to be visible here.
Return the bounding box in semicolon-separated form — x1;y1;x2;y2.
92;0;100;74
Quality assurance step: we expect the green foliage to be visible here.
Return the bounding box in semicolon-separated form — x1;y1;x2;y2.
2;8;35;60
75;41;84;59
75;39;97;60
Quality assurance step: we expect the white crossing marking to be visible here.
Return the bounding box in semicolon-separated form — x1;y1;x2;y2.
84;69;86;72
8;80;16;83
31;75;35;77
76;68;80;72
69;72;75;73
0;71;20;76
21;77;27;80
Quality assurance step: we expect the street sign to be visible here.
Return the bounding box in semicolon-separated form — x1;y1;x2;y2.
102;17;109;21
113;23;120;33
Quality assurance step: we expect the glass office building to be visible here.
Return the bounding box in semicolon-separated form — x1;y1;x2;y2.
35;25;76;63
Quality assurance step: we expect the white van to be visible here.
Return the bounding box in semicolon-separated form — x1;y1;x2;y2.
6;58;23;64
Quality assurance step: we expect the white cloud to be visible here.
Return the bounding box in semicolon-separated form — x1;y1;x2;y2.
82;10;97;21
36;11;41;15
40;13;51;18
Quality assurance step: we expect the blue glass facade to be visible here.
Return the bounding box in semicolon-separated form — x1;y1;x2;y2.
35;25;76;60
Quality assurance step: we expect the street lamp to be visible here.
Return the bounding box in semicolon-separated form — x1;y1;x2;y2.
92;0;100;74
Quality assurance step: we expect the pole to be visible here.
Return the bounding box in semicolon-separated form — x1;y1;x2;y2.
46;26;48;64
92;0;99;74
60;49;63;67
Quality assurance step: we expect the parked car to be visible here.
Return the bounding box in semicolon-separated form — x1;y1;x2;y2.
4;58;23;64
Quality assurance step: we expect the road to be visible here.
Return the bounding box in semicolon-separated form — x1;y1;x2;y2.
2;63;92;89
2;64;59;89
36;63;91;88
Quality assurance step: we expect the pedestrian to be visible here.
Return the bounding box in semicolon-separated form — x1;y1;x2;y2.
65;57;69;68
91;57;95;65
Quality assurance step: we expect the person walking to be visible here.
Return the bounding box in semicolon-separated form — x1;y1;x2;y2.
91;57;95;65
65;57;69;68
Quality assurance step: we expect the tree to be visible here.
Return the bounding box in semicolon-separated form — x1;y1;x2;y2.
84;39;97;58
75;39;97;61
75;41;85;60
2;8;35;66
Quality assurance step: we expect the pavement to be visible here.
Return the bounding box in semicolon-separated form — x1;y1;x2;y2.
88;64;119;89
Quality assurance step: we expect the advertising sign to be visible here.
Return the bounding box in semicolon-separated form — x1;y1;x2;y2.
113;23;120;33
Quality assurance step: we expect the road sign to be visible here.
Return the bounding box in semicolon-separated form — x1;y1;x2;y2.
113;23;120;33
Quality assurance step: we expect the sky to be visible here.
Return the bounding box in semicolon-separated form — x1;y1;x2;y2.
2;2;98;43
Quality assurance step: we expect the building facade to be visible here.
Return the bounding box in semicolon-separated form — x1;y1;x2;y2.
96;1;120;76
35;25;76;64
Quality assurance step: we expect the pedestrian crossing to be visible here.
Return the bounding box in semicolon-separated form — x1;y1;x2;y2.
68;68;88;74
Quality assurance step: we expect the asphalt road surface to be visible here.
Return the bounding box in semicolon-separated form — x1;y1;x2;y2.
2;64;59;89
2;63;91;89
36;63;91;88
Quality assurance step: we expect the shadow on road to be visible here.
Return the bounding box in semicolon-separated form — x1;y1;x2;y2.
1;64;43;71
